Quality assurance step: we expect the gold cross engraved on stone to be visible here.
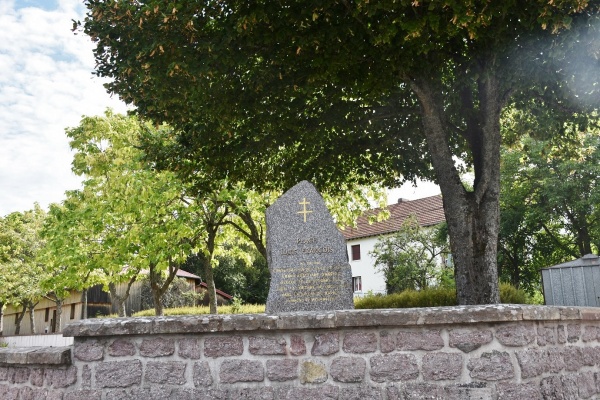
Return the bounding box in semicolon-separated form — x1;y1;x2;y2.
297;198;313;222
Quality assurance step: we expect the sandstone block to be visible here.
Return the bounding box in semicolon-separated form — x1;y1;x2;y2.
402;383;444;399
449;329;493;353
558;325;567;344
173;388;226;400
45;366;77;389
0;384;19;400
28;347;71;365
386;386;401;400
290;335;306;356
266;359;298;382
139;338;174;357
546;348;566;373
108;339;136;357
567;324;581;343
578;372;598;398
516;349;546;378
30;368;44;387
82;365;91;389
330;356;366;383
495;382;542;400
145;361;187;385
204;336;243;358
537;326;556;346
369;353;418;382
339;386;382;400
9;367;30;384
178;338;202;359
311;332;339;356
541;376;579;399
104;387;174;400
193;361;213;387
444;382;491;400
582;346;600;366
343;332;377;354
74;340;104;361
467;351;514;381
582;326;600;342
396;330;443;351
422;352;463;380
563;347;584;371
63;390;103;400
495;324;535;346
228;387;274;400
45;390;66;400
0;366;7;381
274;385;338;400
300;360;328;384
379;331;395;353
95;360;142;388
219;360;264;384
249;336;287;355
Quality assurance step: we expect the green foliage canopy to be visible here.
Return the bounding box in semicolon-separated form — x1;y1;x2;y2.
0;206;46;308
499;127;600;291
81;0;600;304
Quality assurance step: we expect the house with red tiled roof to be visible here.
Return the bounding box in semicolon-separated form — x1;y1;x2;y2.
341;195;446;295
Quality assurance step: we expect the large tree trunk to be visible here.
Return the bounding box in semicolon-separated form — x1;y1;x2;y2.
410;67;503;305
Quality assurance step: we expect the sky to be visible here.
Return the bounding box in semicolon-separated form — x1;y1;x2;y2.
0;0;440;216
0;0;128;215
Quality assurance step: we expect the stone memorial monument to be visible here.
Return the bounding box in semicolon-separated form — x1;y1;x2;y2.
265;180;354;313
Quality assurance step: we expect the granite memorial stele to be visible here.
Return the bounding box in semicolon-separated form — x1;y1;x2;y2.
265;180;354;313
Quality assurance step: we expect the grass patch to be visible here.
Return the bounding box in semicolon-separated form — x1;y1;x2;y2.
131;304;265;317
355;283;533;309
0;342;7;348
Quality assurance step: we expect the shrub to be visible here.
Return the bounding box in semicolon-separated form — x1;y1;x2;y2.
354;287;457;309
0;342;7;348
499;282;530;304
355;283;532;309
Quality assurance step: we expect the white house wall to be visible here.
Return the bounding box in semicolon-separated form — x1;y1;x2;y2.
347;236;386;296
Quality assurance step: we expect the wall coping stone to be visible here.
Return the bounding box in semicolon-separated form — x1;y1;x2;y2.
62;305;599;338
0;346;71;365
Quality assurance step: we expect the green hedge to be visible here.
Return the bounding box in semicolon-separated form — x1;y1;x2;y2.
354;283;531;309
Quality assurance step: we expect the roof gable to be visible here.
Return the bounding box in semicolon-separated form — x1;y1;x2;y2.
341;195;445;240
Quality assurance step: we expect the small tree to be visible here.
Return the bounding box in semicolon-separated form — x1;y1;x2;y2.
372;216;450;293
0;206;46;334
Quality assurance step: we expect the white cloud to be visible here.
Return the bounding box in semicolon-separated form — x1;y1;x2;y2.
0;0;128;215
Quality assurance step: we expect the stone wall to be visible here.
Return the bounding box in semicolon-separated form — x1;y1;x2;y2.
2;305;600;399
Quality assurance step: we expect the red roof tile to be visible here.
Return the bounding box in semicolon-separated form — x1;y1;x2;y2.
341;195;445;240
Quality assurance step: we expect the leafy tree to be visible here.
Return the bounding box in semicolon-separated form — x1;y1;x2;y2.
372;216;451;293
212;249;270;304
499;128;600;291
45;111;204;316
42;192;137;318
81;0;600;304
0;206;46;334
